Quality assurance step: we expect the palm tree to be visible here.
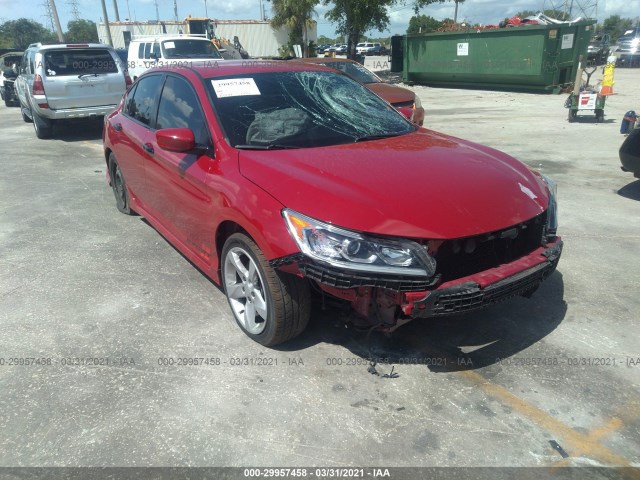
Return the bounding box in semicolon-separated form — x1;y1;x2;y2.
270;0;318;57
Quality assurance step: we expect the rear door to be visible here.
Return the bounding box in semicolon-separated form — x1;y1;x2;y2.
110;73;164;210
41;47;126;109
15;49;35;108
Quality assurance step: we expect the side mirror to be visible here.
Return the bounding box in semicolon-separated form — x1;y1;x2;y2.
156;128;196;152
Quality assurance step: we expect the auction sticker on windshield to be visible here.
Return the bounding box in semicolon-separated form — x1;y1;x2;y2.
211;78;261;98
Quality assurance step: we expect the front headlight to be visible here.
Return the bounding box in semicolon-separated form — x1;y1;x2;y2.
283;209;436;277
540;174;558;237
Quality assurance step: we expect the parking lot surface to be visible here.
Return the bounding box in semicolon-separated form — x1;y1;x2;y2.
0;61;639;478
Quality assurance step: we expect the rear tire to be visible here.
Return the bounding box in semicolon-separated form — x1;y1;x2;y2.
21;107;31;123
222;233;310;346
32;111;53;139
108;153;133;215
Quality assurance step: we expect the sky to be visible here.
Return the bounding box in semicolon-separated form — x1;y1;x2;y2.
0;0;638;39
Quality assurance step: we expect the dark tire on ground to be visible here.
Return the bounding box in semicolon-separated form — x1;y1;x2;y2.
221;233;311;347
21;107;31;123
108;153;133;215
32;110;53;139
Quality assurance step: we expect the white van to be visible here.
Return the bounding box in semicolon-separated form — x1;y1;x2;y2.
127;35;223;79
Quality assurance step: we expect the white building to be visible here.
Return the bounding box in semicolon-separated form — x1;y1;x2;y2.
97;19;317;58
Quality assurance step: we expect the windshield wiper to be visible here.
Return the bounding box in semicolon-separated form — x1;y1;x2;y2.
78;73;99;79
353;133;404;143
235;144;302;150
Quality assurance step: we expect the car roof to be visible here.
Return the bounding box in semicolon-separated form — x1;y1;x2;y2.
32;43;115;50
132;36;212;42
298;57;357;65
144;59;336;78
0;51;23;59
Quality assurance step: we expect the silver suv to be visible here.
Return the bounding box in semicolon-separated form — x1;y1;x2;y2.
15;43;131;139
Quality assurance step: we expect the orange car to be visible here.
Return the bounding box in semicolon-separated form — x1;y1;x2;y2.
297;57;425;126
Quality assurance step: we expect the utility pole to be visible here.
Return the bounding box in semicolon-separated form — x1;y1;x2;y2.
173;0;178;21
154;0;160;21
112;0;120;21
67;0;80;20
42;0;55;31
101;0;113;45
49;0;65;42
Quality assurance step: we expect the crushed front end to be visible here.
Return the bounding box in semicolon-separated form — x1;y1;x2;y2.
272;177;562;331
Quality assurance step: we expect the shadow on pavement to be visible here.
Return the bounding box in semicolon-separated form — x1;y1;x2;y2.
55;118;104;141
617;179;640;201
284;271;567;374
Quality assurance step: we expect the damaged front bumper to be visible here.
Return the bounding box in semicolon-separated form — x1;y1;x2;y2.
404;240;562;318
273;238;562;323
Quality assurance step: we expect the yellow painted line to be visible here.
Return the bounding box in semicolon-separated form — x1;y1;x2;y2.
459;370;637;469
588;417;625;443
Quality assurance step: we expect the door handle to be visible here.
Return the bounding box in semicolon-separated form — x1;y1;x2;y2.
113;122;122;132
143;143;154;154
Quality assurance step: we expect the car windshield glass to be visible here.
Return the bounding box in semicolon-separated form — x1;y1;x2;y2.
207;71;415;149
317;61;380;84
43;49;118;76
162;39;221;59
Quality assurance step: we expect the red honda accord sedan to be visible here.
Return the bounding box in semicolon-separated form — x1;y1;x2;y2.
103;60;562;347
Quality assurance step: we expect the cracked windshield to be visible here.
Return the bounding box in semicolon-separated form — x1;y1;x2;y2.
208;70;416;149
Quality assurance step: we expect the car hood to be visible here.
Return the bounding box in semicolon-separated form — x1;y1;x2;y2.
366;82;414;105
238;129;549;239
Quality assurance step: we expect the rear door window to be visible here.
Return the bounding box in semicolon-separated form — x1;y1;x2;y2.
43;49;118;77
125;74;163;127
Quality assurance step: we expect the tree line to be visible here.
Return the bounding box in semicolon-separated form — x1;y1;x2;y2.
407;9;638;42
0;18;98;50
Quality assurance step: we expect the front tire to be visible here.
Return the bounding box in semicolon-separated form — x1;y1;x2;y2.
108;153;133;215
222;233;310;346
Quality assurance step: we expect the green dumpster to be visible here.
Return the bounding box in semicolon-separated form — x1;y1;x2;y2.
390;35;404;73
403;20;596;93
